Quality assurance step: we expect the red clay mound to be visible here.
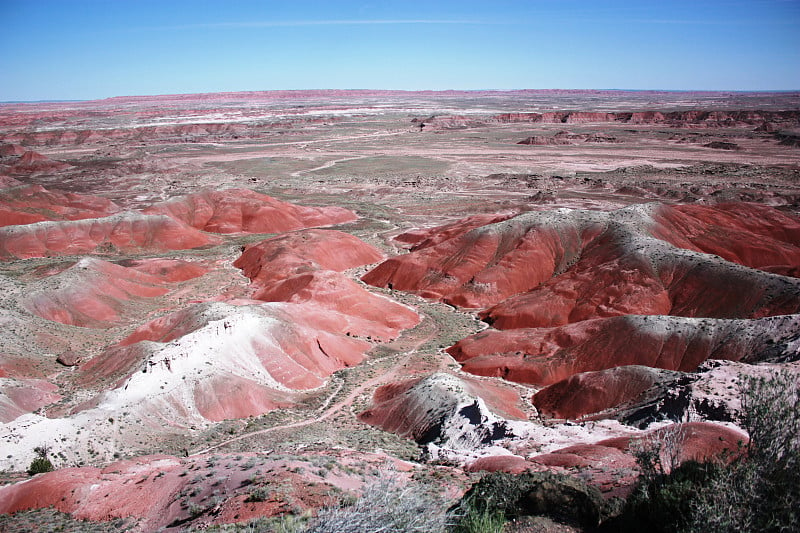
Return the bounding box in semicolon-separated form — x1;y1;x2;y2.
598;422;747;468
531;366;665;420
192;374;292;421
363;210;606;308
359;373;520;446
8;150;71;175
0;143;27;157
365;203;800;315
651;203;800;273
481;234;800;330
235;229;384;284
448;314;800;386
0;378;61;422
144;188;356;234
0;212;221;259
251;270;419;341
115;258;209;282
531;443;637;471
467;455;535;474
235;229;418;341
22;258;203;328
0;184;120;227
78;302;372;420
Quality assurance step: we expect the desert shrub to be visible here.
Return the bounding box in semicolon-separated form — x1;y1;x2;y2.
304;473;452;533
687;370;800;533
27;445;54;476
608;370;800;533
454;471;604;529
245;486;272;503
450;493;505;533
606;459;720;533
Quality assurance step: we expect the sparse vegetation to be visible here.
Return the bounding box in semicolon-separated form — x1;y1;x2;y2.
304;473;452;533
687;370;800;533
27;445;54;476
606;370;800;533
454;470;605;529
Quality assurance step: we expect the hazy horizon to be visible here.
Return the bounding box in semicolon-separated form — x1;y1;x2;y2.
2;0;799;101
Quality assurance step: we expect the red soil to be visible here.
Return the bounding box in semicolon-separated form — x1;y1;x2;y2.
447;315;788;386
359;372;525;441
481;227;800;330
22;258;195;328
79;301;372;396
0;452;406;530
235;229;384;283
0;184;120;227
598;422;747;467
115;258;209;282
144;189;357;234
235;229;418;341
363;212;605;308
531;366;662;420
0;212;221;259
651;203;800;273
0;378;61;422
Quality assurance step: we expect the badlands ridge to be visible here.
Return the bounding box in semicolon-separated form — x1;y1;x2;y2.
0;89;798;530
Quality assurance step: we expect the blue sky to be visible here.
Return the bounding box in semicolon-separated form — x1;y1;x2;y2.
1;0;799;101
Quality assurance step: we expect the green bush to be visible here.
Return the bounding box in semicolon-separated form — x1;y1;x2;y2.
450;494;505;533
688;370;800;533
27;445;54;476
453;471;604;529
606;369;800;533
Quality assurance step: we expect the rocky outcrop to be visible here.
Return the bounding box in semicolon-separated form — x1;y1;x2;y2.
358;373;516;449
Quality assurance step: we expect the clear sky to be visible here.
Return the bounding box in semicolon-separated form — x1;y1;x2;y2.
1;0;799;101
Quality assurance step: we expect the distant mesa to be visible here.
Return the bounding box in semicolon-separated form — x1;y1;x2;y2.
703;141;740;150
517;131;621;145
417;109;800;131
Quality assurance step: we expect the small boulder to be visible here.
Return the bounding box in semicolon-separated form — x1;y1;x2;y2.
57;350;81;367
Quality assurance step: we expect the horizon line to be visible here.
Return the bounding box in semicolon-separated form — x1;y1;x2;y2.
3;87;800;105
